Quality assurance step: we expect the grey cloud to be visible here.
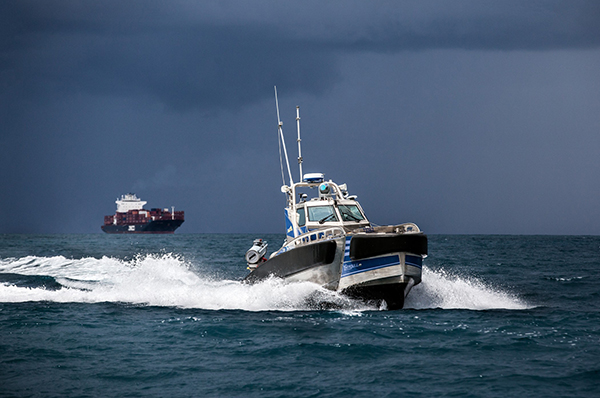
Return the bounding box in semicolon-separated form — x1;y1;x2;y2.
1;1;599;234
2;1;599;113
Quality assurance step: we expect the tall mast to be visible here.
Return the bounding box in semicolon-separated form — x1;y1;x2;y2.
274;86;293;186
296;106;303;179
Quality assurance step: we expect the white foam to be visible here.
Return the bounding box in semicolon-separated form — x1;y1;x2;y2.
404;266;529;310
0;254;352;311
0;256;528;311
0;255;128;281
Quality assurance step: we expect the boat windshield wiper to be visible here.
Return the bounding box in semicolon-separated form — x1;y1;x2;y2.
341;211;361;221
345;213;361;221
318;214;336;224
339;206;362;221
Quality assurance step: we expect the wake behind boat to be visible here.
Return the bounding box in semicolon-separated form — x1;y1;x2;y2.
243;88;427;310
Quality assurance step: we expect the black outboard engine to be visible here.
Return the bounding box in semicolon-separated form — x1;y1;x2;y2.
245;239;268;269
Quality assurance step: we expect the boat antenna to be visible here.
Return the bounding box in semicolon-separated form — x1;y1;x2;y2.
296;106;303;179
274;86;293;186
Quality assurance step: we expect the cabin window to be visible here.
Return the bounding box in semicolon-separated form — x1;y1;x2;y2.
307;205;338;223
338;204;365;222
297;207;306;226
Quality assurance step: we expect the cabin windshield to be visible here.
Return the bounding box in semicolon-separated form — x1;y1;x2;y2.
307;205;338;223
338;204;365;222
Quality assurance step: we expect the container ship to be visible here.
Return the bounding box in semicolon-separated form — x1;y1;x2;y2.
101;193;185;234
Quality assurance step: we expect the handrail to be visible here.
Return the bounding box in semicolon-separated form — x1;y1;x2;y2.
395;223;421;233
288;226;345;247
272;226;346;257
358;223;421;234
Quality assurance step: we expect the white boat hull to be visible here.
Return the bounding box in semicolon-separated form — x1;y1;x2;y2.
244;231;426;309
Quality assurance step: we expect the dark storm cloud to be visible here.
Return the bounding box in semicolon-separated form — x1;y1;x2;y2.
1;0;599;234
0;1;339;112
1;0;598;112
345;1;600;52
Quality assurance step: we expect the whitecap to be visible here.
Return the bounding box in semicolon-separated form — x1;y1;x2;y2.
404;266;530;310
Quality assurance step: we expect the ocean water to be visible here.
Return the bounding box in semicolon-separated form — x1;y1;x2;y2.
1;234;599;397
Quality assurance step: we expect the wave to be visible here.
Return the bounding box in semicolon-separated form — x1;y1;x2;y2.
405;266;530;310
0;254;365;311
0;255;528;311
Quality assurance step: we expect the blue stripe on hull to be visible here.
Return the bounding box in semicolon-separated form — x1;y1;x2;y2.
342;237;400;277
342;254;400;277
405;254;423;269
341;237;423;278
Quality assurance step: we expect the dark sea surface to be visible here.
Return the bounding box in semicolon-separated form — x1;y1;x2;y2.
1;234;599;397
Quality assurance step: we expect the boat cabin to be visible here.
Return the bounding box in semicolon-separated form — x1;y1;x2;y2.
282;173;371;241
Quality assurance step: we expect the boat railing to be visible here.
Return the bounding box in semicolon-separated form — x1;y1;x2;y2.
393;223;421;233
282;226;346;250
362;223;421;234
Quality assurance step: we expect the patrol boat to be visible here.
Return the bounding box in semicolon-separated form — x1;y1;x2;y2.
243;89;427;309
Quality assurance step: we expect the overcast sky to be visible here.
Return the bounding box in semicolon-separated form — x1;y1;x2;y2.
1;0;600;234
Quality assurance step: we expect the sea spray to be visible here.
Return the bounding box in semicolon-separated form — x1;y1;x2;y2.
1;254;528;311
0;253;364;311
405;266;529;310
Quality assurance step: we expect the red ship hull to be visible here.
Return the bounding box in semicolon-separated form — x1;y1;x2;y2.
102;207;185;234
101;219;184;234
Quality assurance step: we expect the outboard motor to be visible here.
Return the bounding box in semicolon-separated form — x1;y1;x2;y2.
246;239;268;269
